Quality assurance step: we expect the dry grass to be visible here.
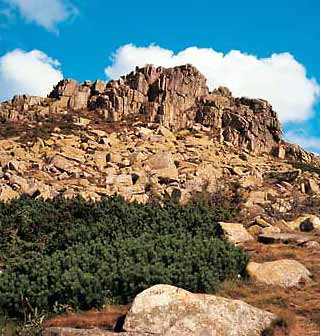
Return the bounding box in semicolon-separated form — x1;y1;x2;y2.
219;241;320;336
43;305;129;332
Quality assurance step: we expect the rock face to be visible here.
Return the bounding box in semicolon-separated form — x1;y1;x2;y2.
198;92;282;153
49;79;92;110
4;63;320;164
89;65;209;130
0;64;284;155
0;94;47;121
123;284;278;336
247;259;312;287
87;65;282;154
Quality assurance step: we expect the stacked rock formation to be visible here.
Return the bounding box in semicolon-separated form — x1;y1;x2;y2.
1;64;284;155
88;65;209;129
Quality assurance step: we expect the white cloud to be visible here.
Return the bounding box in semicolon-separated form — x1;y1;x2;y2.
105;44;320;123
4;0;77;32
0;49;63;102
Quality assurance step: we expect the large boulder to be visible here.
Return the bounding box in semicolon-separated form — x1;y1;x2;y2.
123;284;278;336
247;259;312;287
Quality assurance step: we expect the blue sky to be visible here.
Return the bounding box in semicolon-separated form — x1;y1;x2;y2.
0;0;320;152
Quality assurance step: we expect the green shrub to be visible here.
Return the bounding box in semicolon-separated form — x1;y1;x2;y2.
0;196;248;318
0;196;231;264
0;234;248;317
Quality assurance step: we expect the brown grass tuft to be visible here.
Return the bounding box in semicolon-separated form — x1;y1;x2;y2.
43;305;129;331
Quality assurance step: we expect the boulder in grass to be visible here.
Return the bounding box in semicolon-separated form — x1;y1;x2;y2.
247;259;312;288
124;284;278;336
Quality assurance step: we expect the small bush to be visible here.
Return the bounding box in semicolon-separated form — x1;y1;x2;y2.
0;196;248;318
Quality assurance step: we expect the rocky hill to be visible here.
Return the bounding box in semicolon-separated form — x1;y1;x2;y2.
1;65;320;335
0;65;319;216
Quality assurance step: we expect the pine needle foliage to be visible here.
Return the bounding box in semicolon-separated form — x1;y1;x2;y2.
0;196;248;318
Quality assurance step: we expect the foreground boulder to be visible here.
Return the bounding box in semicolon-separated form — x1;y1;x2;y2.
247;259;312;287
123;284;278;336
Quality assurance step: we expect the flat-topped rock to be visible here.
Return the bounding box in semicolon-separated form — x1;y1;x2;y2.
258;233;316;245
247;259;312;287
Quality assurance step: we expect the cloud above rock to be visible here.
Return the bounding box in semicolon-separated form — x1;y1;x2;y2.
4;0;78;32
105;44;320;123
0;49;63;102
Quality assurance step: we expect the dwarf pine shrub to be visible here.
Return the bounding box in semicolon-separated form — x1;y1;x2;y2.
0;196;248;318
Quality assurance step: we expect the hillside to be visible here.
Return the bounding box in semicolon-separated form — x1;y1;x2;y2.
0;65;320;335
0;64;319;210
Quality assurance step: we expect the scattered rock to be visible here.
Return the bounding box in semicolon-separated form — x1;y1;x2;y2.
264;170;300;183
247;259;312;287
244;190;267;207
304;177;320;194
303;241;320;248
51;155;77;174
0;63;319;207
287;214;320;232
143;153;178;180
258;233;315;245
254;217;272;228
0;185;19;202
261;226;281;234
219;222;254;245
